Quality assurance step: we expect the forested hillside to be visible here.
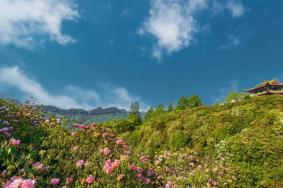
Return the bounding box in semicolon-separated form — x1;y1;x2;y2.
1;95;283;187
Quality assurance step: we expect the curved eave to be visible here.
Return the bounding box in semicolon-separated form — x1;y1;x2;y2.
244;84;283;93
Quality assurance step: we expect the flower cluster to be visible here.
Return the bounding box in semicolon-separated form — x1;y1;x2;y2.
50;178;60;186
0;127;13;137
100;147;111;156
103;159;121;174
10;138;20;146
76;160;85;168
3;177;36;188
129;164;152;185
115;138;126;145
85;175;95;184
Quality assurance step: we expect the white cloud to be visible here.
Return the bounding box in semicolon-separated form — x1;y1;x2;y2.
139;0;208;59
0;66;149;110
140;0;247;59
0;0;79;48
226;0;245;17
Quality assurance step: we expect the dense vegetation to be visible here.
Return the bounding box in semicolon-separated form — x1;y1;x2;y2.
1;94;283;187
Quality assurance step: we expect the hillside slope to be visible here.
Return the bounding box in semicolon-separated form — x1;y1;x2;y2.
1;96;283;187
106;95;283;187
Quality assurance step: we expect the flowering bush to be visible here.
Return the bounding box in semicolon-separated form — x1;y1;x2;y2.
0;99;156;187
1;95;283;187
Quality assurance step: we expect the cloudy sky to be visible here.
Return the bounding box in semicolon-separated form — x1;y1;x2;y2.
0;0;282;110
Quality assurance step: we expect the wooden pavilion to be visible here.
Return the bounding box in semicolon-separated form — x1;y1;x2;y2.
244;80;283;96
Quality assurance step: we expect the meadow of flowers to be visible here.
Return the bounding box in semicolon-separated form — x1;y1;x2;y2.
1;95;283;187
0;99;158;187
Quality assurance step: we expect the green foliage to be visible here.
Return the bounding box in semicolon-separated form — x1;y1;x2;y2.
128;102;142;125
144;107;154;121
187;95;202;108
168;130;190;150
176;95;202;110
167;104;174;112
225;92;249;103
176;96;188;110
2;95;283;187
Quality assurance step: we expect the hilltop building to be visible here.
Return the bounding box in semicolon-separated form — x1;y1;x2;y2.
245;80;283;96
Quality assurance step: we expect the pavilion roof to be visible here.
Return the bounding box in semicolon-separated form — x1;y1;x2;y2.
244;80;283;92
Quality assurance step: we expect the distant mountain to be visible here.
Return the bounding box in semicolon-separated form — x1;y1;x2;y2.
41;105;128;123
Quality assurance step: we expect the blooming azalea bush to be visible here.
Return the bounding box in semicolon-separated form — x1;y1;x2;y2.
2;95;283;187
0;99;156;187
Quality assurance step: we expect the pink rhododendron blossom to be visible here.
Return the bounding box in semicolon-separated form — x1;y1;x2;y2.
85;175;95;184
21;180;36;188
74;124;88;130
144;178;151;185
4;177;35;188
50;178;60;186
10;138;20;146
165;181;174;188
4;177;23;188
76;160;85;168
66;176;73;184
129;164;138;171
115;138;125;145
100;147;111;156
33;162;44;171
103;160;115;174
102;132;114;137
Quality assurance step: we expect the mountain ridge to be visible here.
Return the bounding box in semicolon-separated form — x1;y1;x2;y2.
42;105;128;116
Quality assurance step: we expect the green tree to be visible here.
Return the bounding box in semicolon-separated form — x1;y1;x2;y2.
144;107;154;121
187;95;202;108
176;96;188;110
155;105;165;115
128;101;142;125
167;103;174;112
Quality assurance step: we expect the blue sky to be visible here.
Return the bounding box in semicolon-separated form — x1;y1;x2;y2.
0;0;283;110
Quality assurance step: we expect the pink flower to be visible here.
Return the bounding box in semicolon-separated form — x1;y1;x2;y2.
103;160;115;174
50;178;60;186
102;132;114;137
85;175;95;184
4;177;35;188
65;176;73;184
33;162;44;171
165;181;174;188
100;147;111;156
10;139;20;146
76;160;85;168
129;164;138;171
75;124;88;130
4;177;23;188
143;178;151;185
113;159;121;168
21;180;36;188
115;138;125;145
